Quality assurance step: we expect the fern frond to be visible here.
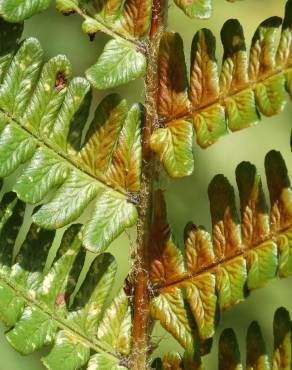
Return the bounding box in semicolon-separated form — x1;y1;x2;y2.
175;0;244;20
0;0;150;90
0;19;142;253
0;191;132;369
0;0;52;22
56;0;149;89
149;150;292;349
150;0;292;177
153;306;292;370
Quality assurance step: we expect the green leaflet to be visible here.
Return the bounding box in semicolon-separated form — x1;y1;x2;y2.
42;330;91;370
0;38;44;118
87;354;128;370
23;55;73;134
6;306;58;355
13;148;70;204
86;39;146;89
97;289;132;355
183;274;217;340
0;125;37;177
0;197;133;368
150;289;196;349
152;2;292;177
82;191;138;253
149;151;292;349
246;241;278;290
278;230;292;277
32;171;102;229
150;120;194;178
216;257;246;311
172;0;243;19
0;0;51;22
0;22;142;253
174;0;211;19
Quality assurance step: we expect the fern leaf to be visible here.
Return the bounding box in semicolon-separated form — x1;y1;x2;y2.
150;150;292;349
171;0;243;19
87;354;128;370
150;120;194;177
0;0;51;22
85;39;146;89
0;193;132;369
154;307;291;370
149;33;194;177
55;0;149;90
0;20;142;253
151;0;292;177
173;0;212;19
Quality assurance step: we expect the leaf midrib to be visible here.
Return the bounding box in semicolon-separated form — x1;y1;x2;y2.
0;108;137;204
156;224;292;293
163;66;292;126
73;3;147;54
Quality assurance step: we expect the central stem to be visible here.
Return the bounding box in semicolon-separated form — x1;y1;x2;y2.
130;1;167;369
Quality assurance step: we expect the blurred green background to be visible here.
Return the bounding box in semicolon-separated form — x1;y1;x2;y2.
0;0;291;368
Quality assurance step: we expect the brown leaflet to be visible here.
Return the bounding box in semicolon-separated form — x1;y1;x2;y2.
149;190;185;286
79;94;127;176
189;28;219;108
117;0;152;37
157;32;190;120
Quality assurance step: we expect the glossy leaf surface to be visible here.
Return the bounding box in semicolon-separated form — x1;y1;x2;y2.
154;307;292;369
0;23;142;253
0;0;51;21
0;200;132;368
86;40;146;89
151;2;292;176
150;151;292;349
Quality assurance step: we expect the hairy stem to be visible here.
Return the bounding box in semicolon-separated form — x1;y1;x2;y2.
130;2;167;369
